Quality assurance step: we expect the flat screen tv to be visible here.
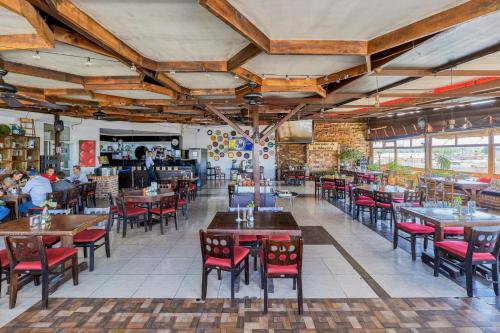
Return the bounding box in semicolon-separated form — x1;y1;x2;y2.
277;120;313;143
228;137;253;151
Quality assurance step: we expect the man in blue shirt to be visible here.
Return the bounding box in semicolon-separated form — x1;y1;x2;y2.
68;165;88;183
20;170;52;215
0;190;10;221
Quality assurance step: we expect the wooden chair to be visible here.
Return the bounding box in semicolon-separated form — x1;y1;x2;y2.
374;190;393;224
426;179;438;202
442;182;455;203
434;227;500;297
66;186;81;214
314;175;322;198
0;249;9;297
116;195;148;238
404;190;422;206
73;207;112;271
82;181;97;207
353;188;375;223
334;178;347;201
150;194;178;233
261;238;303;314
5;236;78;309
199;230;250;300
175;184;189;219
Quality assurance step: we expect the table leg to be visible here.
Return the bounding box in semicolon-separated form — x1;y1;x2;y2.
50;235;87;293
434;225;444;242
148;203;153;231
15;198;21;219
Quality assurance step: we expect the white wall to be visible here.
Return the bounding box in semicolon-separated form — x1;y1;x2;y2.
0;109;276;179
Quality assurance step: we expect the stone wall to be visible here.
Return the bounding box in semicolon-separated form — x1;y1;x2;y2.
277;144;307;169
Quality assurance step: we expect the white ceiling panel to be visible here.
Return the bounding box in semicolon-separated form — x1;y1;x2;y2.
169;72;246;89
228;0;467;40
243;54;364;76
0;42;136;76
96;90;173;100
0;6;35;35
457;51;500;70
337;76;406;94
72;0;248;61
5;73;83;89
385;76;482;93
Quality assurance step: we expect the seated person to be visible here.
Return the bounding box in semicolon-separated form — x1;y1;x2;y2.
67;165;88;183
52;171;74;192
0;190;10;222
41;167;57;183
19;170;52;215
2;170;23;191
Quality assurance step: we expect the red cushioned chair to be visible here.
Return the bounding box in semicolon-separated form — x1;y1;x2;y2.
374;190;393;225
261;238;303;314
434;227;500;297
334;178;348;202
353;188;374;223
150;193;178;233
314;175;322;198
5;236;78;309
403;190;422;206
0;249;9;297
175;184;189;219
392;202;434;260
73;207;112;272
116;195;148;238
199;230;250;300
321;181;335;200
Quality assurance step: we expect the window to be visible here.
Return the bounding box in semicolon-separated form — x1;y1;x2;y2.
431;131;489;173
397;137;425;168
373;148;395;165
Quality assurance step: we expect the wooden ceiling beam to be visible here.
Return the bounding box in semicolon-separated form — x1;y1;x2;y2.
373;68;500;77
0;59;84;84
270;40;368;55
52;25;115;58
156;61;227;72
0;0;54;49
154;72;190;95
190;88;236;96
199;0;271;52
231;67;262;85
368;0;500;54
0;34;52;51
83;76;142;85
227;43;261;70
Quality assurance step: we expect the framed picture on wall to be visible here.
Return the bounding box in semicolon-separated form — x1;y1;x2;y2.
79;140;96;167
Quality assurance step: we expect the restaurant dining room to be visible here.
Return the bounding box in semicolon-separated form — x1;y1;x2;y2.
1;0;500;331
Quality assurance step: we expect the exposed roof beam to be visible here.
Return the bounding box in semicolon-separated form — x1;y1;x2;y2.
227;43;261;70
0;59;84;84
374;68;500;77
52;25;115;58
190;88;236;96
154;72;191;95
231;67;262;85
0;0;54;49
156;61;227;72
270;40;368;55
83;76;142;85
199;0;271;52
368;0;500;54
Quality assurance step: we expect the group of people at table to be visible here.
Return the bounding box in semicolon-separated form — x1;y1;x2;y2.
0;165;88;221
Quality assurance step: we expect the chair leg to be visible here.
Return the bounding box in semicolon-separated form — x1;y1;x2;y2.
72;255;79;285
122;216;128;238
393;228;399;249
423;236;429;251
83;246;88;258
410;235;416;261
244;257;249;285
41;270;49;309
217;269;222;280
292;277;296;290
492;261;499;296
433;248;440;277
369;207;374;224
159;214;164;235
116;217;121;233
89;245;95;272
8;272;18;309
174;212;178;230
201;267;208;300
263;275;268;314
230;270;235;300
297;275;303;315
105;234;111;258
465;263;474;297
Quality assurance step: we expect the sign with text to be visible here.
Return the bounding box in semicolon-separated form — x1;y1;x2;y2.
308;142;339;151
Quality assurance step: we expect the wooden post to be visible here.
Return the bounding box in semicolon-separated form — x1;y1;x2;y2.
54;114;61;171
253;108;260;207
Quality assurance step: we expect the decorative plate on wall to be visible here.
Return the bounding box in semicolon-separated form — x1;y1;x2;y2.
223;140;229;145
219;152;225;157
214;155;219;161
245;130;250;135
207;130;213;135
263;154;269;159
217;136;223;142
270;150;275;156
210;135;216;141
214;149;220;154
228;152;234;158
212;142;218;147
219;144;224;150
207;145;212;150
230;130;236;136
215;130;221;135
268;142;274;148
208;151;214;157
236;151;242;157
223;133;228;138
263;147;269;152
264;137;269;142
243;153;250;159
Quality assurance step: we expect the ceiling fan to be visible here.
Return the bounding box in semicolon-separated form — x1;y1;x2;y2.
0;69;67;110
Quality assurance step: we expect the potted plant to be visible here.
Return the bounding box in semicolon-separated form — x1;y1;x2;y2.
246;201;255;222
0;124;11;135
339;148;362;168
367;163;380;171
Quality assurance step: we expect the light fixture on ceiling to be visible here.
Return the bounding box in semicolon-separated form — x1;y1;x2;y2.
306;75;310;81
234;74;239;80
130;63;136;71
374;75;380;107
285;75;290;81
169;70;176;75
85;57;92;66
32;50;40;60
262;74;266;80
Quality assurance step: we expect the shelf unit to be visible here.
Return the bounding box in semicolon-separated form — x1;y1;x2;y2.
0;135;40;174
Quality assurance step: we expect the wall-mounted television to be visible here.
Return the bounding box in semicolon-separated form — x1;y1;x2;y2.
277;120;313;143
228;137;253;151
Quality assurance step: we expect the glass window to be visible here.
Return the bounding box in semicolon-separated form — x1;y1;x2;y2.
412;137;425;147
432;146;488;173
432;136;455;146
385;141;395;147
396;139;411;147
397;147;425;168
372;141;383;148
373;148;395;166
456;135;488;145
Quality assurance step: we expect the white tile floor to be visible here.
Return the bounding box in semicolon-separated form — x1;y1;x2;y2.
0;181;468;327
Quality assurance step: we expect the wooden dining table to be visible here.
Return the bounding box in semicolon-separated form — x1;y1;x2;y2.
0;214;107;290
428;177;489;201
124;188;174;231
356;183;409;199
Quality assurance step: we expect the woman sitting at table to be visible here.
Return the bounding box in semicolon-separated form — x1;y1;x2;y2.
2;170;23;191
19;170;52;215
0;190;10;222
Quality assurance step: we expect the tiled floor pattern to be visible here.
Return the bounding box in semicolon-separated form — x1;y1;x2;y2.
1;297;499;332
0;181;496;328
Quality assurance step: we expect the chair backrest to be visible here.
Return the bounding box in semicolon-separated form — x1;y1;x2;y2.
354;188;372;200
404;190;421;203
427;179;438;201
47;190;66;207
374;190;392;204
467;227;500;259
422;201;452;208
84;207;112;231
334;178;345;188
48;208;71;215
442;182;454;203
5;236;46;269
67;186;80;205
160;193;176;210
199;230;235;267
258;206;284;212
262;238;303;273
87;181;97;193
391;202;420;223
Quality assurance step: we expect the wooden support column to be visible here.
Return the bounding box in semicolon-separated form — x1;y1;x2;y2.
424;133;431;175
54;113;61;171
488;128;494;178
252;108;260;207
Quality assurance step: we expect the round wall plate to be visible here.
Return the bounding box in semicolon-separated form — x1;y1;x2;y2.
244;153;250;159
214;155;219;161
219;144;224;150
228;152;234;158
207;130;213;135
263;147;269;152
263;154;269;159
210;135;216;141
223;133;228;138
212;142;218;147
207;145;212;150
219;152;225;157
230;130;237;136
215;130;221;135
236;151;242;157
208;151;214;157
